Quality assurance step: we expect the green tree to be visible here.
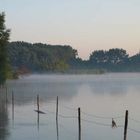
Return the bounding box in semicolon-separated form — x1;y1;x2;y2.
89;48;129;71
107;48;128;64
7;42;77;72
0;12;10;86
89;50;107;64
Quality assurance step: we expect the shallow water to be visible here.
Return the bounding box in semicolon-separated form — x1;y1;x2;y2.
0;73;140;140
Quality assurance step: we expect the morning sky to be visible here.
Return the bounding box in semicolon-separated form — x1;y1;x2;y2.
1;0;140;59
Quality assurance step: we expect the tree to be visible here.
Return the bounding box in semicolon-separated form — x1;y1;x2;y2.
89;48;129;71
0;12;10;86
89;50;107;64
107;48;128;64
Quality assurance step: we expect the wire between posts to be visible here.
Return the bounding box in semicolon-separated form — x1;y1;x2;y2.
128;128;140;134
81;118;124;128
58;114;77;119
81;111;124;119
37;109;124;128
45;110;77;119
60;105;77;111
129;117;140;123
81;118;111;127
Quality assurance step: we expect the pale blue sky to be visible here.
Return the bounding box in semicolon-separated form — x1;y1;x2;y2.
1;0;140;59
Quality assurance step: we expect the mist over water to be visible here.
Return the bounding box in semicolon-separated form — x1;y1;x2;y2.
0;73;140;140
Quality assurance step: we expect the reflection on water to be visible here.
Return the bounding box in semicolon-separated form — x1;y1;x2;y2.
0;73;140;140
7;76;80;105
0;88;9;140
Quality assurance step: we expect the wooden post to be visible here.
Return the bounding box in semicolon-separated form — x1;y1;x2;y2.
56;96;58;122
56;96;59;140
37;94;39;111
124;110;128;140
78;107;81;140
12;91;14;121
37;94;40;131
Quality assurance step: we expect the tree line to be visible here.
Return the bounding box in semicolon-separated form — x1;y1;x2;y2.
1;12;140;86
7;41;78;73
7;42;140;73
88;48;140;72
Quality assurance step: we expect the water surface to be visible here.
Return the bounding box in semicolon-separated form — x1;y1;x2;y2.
0;73;140;140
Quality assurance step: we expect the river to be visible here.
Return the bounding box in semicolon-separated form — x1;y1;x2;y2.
0;73;140;140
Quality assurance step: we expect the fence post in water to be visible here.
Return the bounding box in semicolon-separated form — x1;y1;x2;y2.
12;91;14;121
78;107;81;140
37;94;40;130
56;96;59;140
56;96;58;122
37;94;40;111
124;110;128;140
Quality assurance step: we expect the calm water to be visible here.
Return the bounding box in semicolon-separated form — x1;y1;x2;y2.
0;73;140;140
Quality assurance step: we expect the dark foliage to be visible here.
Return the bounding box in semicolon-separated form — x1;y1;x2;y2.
0;12;10;85
7;41;78;73
7;42;140;73
89;48;127;71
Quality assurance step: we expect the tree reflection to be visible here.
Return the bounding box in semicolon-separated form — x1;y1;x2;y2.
0;88;9;140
